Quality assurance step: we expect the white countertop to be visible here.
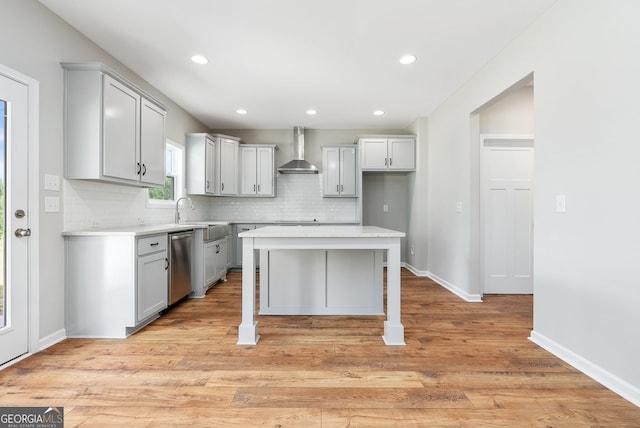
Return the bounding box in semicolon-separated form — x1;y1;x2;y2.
238;225;405;238
62;222;227;237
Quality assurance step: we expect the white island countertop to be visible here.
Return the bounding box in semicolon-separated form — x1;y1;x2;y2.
239;225;405;239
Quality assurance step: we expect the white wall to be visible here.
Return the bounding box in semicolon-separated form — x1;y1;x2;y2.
0;0;207;344
424;0;640;404
480;85;534;134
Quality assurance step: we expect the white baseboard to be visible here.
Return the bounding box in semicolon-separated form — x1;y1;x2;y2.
38;328;67;351
425;271;483;302
403;263;428;277
529;330;640;408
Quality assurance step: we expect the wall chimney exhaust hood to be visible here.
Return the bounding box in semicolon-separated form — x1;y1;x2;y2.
278;126;319;174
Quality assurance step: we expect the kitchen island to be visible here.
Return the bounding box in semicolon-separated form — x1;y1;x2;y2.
237;225;406;346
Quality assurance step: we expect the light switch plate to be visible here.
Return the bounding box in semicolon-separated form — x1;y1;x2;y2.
44;174;60;191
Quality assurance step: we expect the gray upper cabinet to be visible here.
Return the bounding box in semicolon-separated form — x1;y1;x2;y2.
322;145;357;197
358;136;415;171
186;133;240;196
186;133;217;195
62;62;167;187
240;145;276;197
218;137;239;195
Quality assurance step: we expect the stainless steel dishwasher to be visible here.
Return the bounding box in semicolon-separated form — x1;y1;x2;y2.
168;230;193;305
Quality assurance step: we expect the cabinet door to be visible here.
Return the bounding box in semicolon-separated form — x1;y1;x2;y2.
240;146;257;195
339;147;357;196
360;138;388;170
388;138;415;170
256;147;274;196
205;138;216;194
140;98;166;186
219;138;238;195
215;238;228;278
103;75;140;181
204;241;217;285
323;147;340;196
137;251;168;322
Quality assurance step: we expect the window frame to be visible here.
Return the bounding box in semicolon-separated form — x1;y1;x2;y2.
146;140;185;207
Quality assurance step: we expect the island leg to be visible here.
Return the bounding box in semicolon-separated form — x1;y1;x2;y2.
382;238;405;345
237;237;260;345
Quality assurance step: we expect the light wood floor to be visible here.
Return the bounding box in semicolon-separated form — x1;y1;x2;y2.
2;270;639;427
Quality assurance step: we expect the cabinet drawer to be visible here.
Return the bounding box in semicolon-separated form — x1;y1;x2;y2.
137;234;167;256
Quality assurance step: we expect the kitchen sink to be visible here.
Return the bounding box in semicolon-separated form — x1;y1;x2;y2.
203;224;231;241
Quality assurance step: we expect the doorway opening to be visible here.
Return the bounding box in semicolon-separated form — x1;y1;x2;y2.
471;73;534;297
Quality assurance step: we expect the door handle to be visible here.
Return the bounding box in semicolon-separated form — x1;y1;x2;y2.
15;228;31;238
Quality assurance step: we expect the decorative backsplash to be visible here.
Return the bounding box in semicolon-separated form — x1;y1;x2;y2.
63;173;359;231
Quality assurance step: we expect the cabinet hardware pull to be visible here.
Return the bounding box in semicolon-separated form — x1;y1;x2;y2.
206;180;210;189
341;184;344;192
142;163;147;176
389;158;392;166
137;162;141;175
336;184;339;192
150;242;159;246
384;158;387;166
165;258;169;270
221;183;224;191
253;184;256;192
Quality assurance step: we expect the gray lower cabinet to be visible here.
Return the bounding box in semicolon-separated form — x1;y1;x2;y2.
65;233;168;338
204;237;229;286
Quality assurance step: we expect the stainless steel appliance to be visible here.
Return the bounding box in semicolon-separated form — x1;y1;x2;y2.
168;230;193;305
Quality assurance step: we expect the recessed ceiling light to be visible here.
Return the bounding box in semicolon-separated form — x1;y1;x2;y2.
306;109;317;116
399;55;417;65
236;109;247;115
191;55;208;65
373;110;385;116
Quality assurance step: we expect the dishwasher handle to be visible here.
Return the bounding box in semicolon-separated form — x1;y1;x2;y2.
171;232;193;241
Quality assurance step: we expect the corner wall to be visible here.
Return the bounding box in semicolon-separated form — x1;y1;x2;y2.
425;0;640;404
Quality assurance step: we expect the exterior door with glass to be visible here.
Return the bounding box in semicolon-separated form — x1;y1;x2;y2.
0;69;30;365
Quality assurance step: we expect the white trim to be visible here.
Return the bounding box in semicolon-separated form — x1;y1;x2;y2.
404;264;483;302
529;330;640;408
426;271;483;302
0;64;40;358
38;328;66;351
403;263;428;277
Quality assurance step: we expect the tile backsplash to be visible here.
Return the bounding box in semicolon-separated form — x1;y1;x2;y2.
64;173;359;230
208;174;359;223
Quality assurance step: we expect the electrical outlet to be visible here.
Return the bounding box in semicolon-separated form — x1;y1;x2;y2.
556;195;566;213
383;204;389;212
410;245;414;256
44;196;60;212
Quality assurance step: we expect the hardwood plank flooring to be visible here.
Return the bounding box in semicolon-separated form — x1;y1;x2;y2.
1;269;639;427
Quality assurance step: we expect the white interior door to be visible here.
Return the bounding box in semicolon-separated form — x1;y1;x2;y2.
0;71;30;365
482;136;534;294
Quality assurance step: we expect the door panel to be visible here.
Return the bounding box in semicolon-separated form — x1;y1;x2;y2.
0;71;30;365
483;143;534;294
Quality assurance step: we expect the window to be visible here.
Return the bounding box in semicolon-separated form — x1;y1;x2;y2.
148;141;184;204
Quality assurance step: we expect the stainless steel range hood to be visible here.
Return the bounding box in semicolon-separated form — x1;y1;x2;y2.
277;126;319;174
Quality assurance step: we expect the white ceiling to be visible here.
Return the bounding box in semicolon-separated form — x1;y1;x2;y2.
39;0;555;130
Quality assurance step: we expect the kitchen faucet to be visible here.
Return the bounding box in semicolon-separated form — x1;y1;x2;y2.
175;197;195;224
